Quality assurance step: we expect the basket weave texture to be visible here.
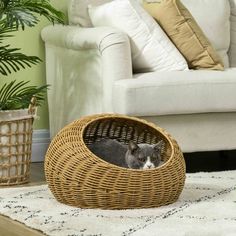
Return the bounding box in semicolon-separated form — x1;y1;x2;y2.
45;114;186;209
0;110;34;186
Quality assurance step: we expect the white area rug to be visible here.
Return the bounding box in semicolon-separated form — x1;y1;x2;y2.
0;171;236;236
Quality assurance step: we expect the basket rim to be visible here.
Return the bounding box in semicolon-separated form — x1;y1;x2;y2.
79;113;175;173
0;108;36;122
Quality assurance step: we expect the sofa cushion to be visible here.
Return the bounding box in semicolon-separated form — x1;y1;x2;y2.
144;0;231;68
68;0;142;27
88;0;188;72
181;0;231;68
68;0;235;67
68;0;111;27
113;68;236;116
143;0;224;70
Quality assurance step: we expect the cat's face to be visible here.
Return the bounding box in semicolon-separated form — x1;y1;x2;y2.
125;141;165;170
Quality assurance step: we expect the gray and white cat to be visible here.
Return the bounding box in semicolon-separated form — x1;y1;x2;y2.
88;139;165;169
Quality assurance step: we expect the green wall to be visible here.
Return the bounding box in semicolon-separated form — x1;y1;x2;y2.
0;0;68;130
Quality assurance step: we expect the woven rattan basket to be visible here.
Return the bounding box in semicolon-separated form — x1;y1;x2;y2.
0;102;36;186
45;114;186;209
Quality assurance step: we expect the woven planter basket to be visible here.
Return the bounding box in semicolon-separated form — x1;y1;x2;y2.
45;114;186;209
0;103;36;186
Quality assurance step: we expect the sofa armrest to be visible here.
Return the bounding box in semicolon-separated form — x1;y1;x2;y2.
41;25;132;137
42;25;129;51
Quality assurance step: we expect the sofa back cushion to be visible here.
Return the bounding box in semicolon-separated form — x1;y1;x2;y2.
68;0;111;27
229;0;236;67
143;0;225;70
182;0;231;68
68;0;145;27
68;0;235;68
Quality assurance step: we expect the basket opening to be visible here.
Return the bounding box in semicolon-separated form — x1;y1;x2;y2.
83;117;173;167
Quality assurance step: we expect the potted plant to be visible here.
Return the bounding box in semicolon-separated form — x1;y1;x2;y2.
0;0;64;186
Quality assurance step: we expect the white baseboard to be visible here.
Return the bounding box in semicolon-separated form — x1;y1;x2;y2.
32;129;50;162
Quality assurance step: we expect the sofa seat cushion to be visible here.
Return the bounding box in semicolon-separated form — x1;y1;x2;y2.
113;68;236;116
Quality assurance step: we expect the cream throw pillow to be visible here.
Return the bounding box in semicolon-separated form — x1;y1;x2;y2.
88;0;188;72
143;0;224;70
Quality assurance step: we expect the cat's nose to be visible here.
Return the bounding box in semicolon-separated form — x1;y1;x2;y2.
147;165;153;169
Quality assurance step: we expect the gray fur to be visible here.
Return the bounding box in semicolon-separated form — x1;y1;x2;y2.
88;139;165;169
88;139;128;168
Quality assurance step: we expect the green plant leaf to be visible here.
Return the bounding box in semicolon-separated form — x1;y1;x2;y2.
0;44;41;75
0;80;49;110
0;0;64;30
0;0;65;76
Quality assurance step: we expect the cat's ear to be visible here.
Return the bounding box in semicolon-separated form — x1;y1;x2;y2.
128;141;139;154
154;140;165;153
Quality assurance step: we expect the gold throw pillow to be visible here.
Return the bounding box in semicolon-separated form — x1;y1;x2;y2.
143;0;224;70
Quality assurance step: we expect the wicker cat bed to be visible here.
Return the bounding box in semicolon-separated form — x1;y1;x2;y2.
45;114;186;209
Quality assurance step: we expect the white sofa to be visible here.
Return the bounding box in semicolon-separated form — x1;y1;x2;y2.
41;0;236;152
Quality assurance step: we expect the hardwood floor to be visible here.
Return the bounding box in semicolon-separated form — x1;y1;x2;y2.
0;162;46;236
28;162;45;185
0;216;44;236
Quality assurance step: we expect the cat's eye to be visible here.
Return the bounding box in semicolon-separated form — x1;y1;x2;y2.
139;157;146;162
151;155;159;161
